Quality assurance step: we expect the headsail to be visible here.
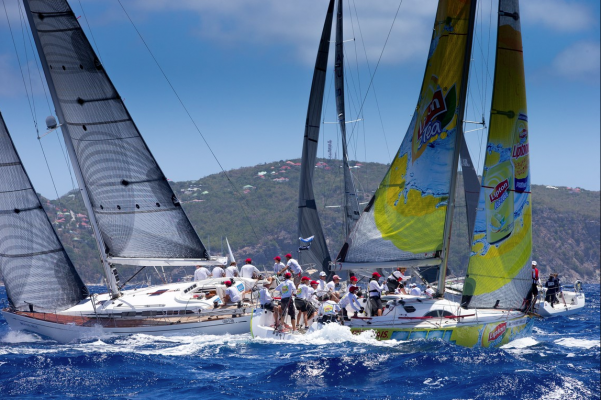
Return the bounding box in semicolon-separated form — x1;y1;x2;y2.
0;112;88;311
461;0;532;309
460;134;480;244
335;0;475;270
298;0;335;273
24;0;209;267
334;0;361;238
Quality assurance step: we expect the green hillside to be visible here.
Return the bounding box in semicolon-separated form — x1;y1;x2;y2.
17;158;600;285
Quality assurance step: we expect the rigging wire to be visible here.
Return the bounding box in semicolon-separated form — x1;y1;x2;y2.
17;0;77;193
350;0;394;163
115;0;262;242
2;0;62;202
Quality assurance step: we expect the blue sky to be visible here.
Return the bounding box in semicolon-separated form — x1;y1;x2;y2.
0;0;599;199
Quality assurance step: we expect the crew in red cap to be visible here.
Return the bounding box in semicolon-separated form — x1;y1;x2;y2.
222;280;242;306
294;276;316;330
282;253;303;286
273;256;285;276
275;271;297;331
368;272;386;316
339;286;364;320
348;275;362;297
240;258;260;279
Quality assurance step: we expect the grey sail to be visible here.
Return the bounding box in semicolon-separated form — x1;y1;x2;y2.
334;0;360;238
0;111;88;311
298;0;335;273
459;134;480;244
24;0;209;262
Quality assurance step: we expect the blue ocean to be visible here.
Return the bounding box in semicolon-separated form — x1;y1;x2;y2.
0;285;599;400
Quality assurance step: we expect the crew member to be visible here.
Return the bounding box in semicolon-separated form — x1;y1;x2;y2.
275;272;297;331
328;275;341;302
527;260;540;310
240;258;260;279
338;286;363;320
348;276;362;297
544;274;557;307
225;262;239;278
316;271;332;301
425;285;435;298
259;277;280;326
194;265;210;281
409;283;422;296
317;299;341;323
284;253;303;286
273;256;286;276
212;264;225;278
386;267;407;294
295;276;314;329
368;272;386;316
222;280;242;306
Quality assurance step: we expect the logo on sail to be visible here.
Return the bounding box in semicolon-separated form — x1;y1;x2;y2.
488;322;507;342
489;179;509;209
417;89;447;149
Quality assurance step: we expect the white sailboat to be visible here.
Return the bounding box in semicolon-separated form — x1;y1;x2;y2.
0;0;255;342
536;280;586;317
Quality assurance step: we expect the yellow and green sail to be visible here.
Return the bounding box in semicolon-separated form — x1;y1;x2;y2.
462;0;532;309
339;0;474;264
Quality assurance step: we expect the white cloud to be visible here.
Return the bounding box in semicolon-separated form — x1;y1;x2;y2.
127;0;437;66
521;0;595;32
552;41;600;82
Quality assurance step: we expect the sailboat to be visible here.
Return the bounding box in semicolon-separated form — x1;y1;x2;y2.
1;0;256;342
326;0;536;347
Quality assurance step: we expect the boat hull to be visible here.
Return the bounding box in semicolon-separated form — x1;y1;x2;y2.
349;312;534;348
536;290;585;318
2;309;251;343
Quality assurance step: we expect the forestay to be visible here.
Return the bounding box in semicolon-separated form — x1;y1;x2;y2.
461;0;532;309
336;0;474;267
0;112;88;312
298;0;335;273
25;0;209;262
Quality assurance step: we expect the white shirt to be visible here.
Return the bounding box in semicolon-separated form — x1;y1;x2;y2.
316;279;330;296
326;281;336;293
240;264;260;279
273;262;286;275
225;265;239;278
194;267;210;281
212;266;225;278
318;300;341;316
275;279;296;299
410;286;422;296
368;280;385;297
225;286;242;303
389;271;407;282
296;284;312;300
425;287;435;298
286;258;302;275
339;292;362;312
259;287;273;305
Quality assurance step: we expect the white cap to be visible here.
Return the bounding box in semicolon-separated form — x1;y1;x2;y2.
319;271;327;277
532;260;537;266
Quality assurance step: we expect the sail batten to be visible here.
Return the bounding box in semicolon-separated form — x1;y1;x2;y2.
461;0;532;310
0;112;88;312
24;0;209;266
297;0;335;273
337;0;475;267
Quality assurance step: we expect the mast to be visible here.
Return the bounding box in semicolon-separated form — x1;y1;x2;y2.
437;0;479;296
22;0;120;297
334;0;360;238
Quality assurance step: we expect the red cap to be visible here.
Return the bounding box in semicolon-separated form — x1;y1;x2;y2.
310;280;318;285
285;253;292;258
285;272;292;278
224;280;232;286
372;272;381;278
301;276;310;281
245;258;252;263
350;276;358;282
349;286;358;293
332;275;340;280
274;256;281;261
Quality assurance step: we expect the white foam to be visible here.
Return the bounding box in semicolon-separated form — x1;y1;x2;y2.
1;330;44;344
501;336;538;349
554;338;600;349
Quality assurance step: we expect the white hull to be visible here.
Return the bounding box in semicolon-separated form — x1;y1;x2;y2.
2;309;250;343
3;277;259;342
536;289;586;318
